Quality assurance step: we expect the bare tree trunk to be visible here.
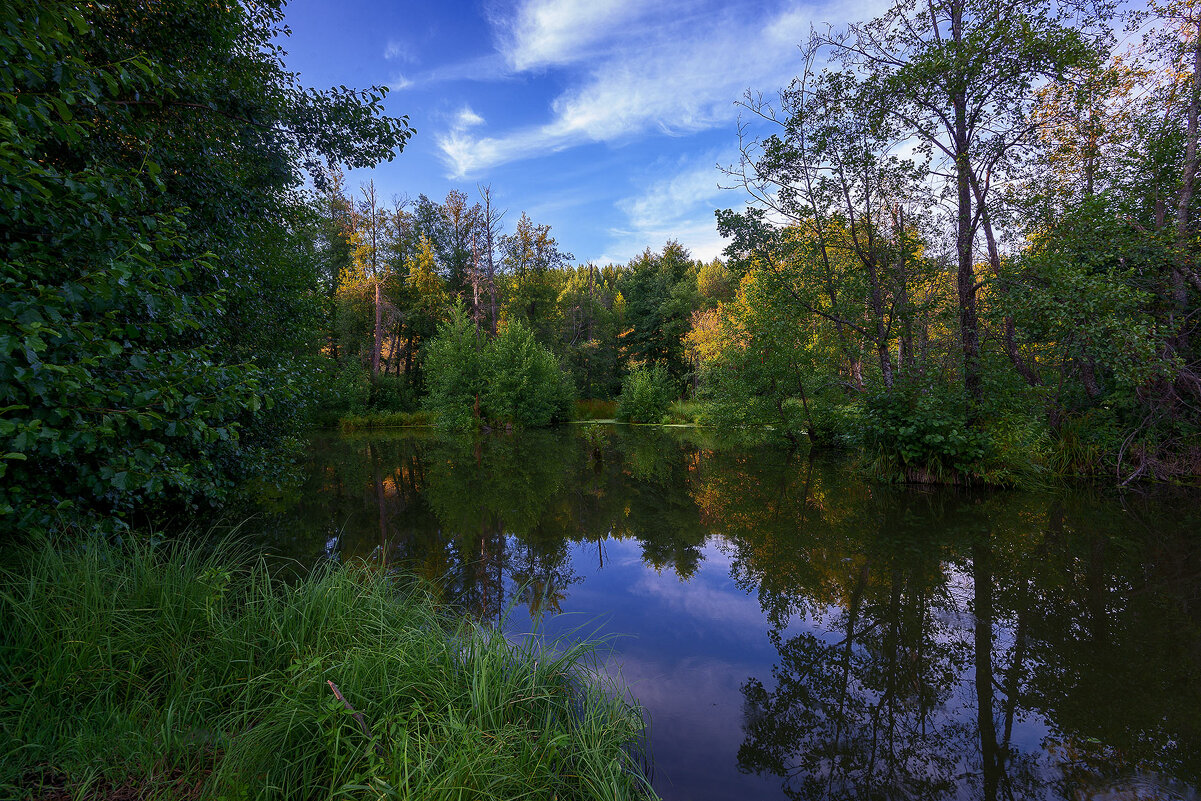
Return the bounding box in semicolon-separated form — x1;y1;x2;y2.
1173;16;1201;335
953;74;983;421
372;279;382;376
478;184;503;336
892;207;915;375
970;176;1041;387
471;238;482;338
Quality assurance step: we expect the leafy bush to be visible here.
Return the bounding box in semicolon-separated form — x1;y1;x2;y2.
0;0;408;534
665;400;705;424
368;373;419;413
616;364;674;424
422;310;486;430
424;310;575;430
484;320;575;428
861;379;992;480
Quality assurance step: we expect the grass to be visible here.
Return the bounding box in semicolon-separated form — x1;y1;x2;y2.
664;401;705;425
0;537;655;800
337;409;436;432
573;399;617;422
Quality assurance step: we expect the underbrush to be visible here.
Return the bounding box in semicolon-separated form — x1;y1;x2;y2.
574;399;618;421
0;539;654;801
337;410;436;432
664;400;705;425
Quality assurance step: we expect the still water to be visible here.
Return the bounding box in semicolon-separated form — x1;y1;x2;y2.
258;427;1201;801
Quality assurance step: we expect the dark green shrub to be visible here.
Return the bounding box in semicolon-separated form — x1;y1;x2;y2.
423;310;574;430
616;364;674;424
368;373;418;413
574;399;618;421
483;321;574;428
861;379;991;480
308;359;370;426
422;310;486;430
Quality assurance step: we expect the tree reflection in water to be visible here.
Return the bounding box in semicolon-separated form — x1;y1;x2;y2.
259;429;1201;800
716;457;1201;800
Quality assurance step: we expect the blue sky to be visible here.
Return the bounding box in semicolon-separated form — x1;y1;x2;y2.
280;0;870;265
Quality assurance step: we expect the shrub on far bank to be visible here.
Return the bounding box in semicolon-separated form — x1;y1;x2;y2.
616;364;674;424
860;379;992;482
338;410;435;432
483;320;575;428
0;538;655;801
424;309;575;430
665;400;705;424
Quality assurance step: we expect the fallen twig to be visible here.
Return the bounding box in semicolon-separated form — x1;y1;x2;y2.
327;680;385;757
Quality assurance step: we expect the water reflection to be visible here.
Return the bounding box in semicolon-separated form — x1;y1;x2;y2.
260;429;1201;801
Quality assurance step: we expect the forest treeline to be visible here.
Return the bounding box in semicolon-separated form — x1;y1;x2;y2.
311;174;727;414
4;0;1201;536
317;0;1201;485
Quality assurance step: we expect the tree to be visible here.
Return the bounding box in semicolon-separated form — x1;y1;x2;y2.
500;213;573;345
620;241;700;387
728;61;936;393
476;185;505;336
828;0;1101;419
0;0;412;532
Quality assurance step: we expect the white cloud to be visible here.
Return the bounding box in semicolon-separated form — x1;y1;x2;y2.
383;39;417;62
437;1;819;178
495;0;655;70
454;106;485;128
405;54;513;88
592;153;738;264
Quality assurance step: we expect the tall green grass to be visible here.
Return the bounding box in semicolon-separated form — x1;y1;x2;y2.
664;401;705;425
573;399;617;422
337;410;436;432
0;538;654;800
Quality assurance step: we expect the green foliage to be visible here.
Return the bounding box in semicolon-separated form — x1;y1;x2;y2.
484;320;576;428
616;364;675;424
574;399;618;421
368;374;420;413
620;242;700;385
861;381;992;481
0;538;654;800
0;0;410;533
424;310;575;430
338;410;435;433
665;400;706;424
422;310;487;430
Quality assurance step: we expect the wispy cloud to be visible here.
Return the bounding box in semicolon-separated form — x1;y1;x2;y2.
383;39;417;62
454;106;485;129
405;53;513;88
492;0;667;70
436;1;818;178
593;153;738;264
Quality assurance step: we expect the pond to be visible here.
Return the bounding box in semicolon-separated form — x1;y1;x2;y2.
257;427;1201;801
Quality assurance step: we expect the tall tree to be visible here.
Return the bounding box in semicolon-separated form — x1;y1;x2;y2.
477;184;505;336
828;0;1101;420
500;213;572;344
0;0;411;531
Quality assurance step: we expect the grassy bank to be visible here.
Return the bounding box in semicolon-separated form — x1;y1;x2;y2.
337;410;437;433
0;539;654;800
